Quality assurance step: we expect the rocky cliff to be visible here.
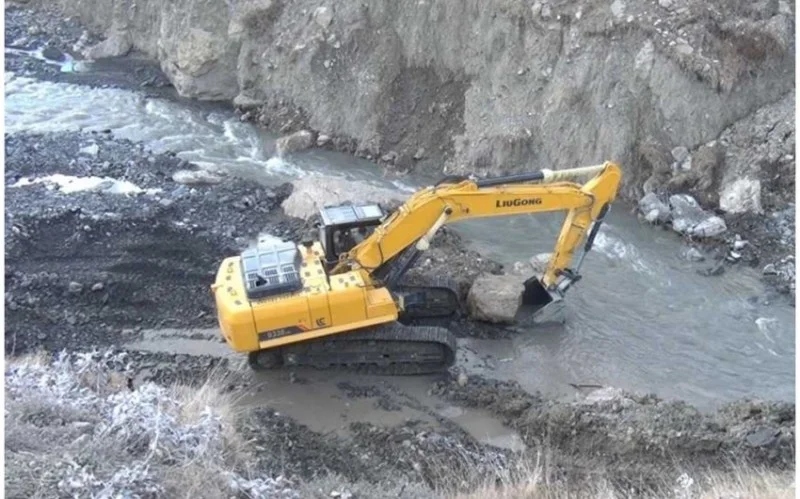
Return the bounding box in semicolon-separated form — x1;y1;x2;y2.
38;0;794;210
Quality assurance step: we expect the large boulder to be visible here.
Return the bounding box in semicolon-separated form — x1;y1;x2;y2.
281;175;405;219
82;30;132;59
275;130;315;156
466;273;524;324
669;194;727;238
719;177;763;214
530;252;552;274
638;192;671;224
158;26;239;101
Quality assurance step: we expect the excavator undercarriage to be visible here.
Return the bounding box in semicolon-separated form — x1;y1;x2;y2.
250;323;457;375
247;276;462;374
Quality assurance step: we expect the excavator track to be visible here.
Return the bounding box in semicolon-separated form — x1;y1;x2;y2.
250;322;457;375
392;275;462;321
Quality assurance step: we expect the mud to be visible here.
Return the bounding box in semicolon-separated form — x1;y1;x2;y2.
239;406;518;492
4;131;300;355
432;375;795;492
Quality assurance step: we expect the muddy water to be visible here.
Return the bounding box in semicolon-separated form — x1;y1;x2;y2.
128;327;526;451
4;70;795;412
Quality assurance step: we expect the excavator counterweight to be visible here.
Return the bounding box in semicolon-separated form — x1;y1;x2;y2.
211;161;622;373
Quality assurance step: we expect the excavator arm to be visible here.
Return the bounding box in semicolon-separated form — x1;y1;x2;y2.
333;161;622;294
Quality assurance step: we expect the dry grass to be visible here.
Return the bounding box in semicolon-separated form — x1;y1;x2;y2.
447;462;795;499
4;350;295;499
5;351;795;499
692;468;795;499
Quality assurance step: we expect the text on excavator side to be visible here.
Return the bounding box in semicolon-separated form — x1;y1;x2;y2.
496;198;543;208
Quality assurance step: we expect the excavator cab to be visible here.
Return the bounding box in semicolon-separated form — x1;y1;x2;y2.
318;203;385;267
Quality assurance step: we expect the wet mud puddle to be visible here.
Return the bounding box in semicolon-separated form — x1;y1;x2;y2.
5;68;794;412
128;327;525;451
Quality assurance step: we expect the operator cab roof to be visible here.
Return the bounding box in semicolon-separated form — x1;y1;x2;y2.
319;203;384;226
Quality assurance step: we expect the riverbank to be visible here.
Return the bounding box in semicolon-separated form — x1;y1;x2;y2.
5;350;795;498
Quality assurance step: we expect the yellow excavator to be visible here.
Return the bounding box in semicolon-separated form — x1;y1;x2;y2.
212;161;622;373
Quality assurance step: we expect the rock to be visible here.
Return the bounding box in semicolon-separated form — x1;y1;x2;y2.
669;194;726;238
316;134;331;146
466;273;524;324
160;26;239;100
313;6;333;28
511;261;533;276
638;192;670;224
658;0;674;9
641;174;663;195
675;43;694;56
68;282;83;294
72;31;91;54
41;46;66;62
692;216;727;238
584;387;631;405
91;282;105;292
380;151;398;163
671;146;690;164
610;0;625;19
540;3;552;19
83;30;132;59
413;147;426;160
281;176;405;219
763;263;778;275
680;247;705;262
275;130;314;156
529;253;552;274
172;169;224;185
457;372;469;387
171;185;190;199
79;144;100;156
746;426;779;447
719;178;762;214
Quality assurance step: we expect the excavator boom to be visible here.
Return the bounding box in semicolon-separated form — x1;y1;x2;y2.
336;162;621;293
211;161;622;373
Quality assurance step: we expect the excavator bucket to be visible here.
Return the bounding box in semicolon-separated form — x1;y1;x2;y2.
516;275;567;326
